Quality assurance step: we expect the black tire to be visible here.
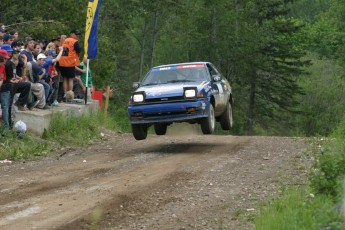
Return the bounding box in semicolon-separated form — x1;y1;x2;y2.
201;104;215;134
154;123;167;135
220;101;233;130
131;124;148;140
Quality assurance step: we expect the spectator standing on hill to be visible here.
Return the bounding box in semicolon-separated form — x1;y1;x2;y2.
51;36;64;102
59;29;81;99
44;49;63;106
0;35;4;47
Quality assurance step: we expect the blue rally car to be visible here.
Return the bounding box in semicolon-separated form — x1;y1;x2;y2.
128;62;233;140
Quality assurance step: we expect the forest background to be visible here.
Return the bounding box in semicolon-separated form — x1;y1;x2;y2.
0;0;344;136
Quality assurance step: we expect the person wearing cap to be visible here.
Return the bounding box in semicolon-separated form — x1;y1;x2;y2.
59;29;82;99
0;48;31;129
1;44;14;55
11;42;26;81
3;34;14;45
26;53;50;109
35;53;51;101
20;37;35;62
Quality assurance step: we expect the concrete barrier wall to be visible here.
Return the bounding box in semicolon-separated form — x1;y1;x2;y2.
14;101;99;136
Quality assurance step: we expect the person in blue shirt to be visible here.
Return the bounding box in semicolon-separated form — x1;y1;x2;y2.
43;49;63;105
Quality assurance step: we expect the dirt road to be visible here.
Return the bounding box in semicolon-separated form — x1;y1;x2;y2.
0;128;311;230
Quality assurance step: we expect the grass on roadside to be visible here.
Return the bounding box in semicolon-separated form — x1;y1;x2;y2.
42;111;118;146
0;110;121;161
0;131;49;160
255;115;345;230
255;187;343;230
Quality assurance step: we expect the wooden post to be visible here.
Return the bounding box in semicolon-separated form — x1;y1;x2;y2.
104;86;110;118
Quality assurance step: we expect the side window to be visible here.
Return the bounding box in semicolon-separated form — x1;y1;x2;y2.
206;64;218;76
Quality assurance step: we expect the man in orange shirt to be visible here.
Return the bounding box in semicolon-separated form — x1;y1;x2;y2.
59;29;81;99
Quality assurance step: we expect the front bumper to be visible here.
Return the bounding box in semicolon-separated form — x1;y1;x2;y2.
128;99;210;124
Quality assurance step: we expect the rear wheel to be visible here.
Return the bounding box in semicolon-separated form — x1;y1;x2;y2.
220;101;233;130
131;124;148;140
201;104;215;134
154;123;167;135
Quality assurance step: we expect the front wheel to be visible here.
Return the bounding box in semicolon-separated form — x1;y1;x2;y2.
131;124;148;140
154;123;167;135
220;101;233;130
201;104;215;134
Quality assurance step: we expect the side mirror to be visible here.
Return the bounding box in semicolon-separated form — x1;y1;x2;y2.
132;82;141;89
212;75;221;82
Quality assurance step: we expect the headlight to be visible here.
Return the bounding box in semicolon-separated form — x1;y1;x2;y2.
133;93;144;102
184;88;196;98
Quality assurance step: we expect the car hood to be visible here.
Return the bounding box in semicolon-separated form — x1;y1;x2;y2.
136;82;207;98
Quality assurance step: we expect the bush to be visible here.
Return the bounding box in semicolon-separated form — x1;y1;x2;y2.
310;115;345;198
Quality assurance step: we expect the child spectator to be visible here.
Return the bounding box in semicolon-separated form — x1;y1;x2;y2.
44;49;63;106
75;57;93;100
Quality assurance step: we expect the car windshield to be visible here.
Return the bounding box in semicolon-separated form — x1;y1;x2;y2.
142;64;209;86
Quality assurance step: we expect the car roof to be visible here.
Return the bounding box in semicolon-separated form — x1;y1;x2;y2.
153;62;210;69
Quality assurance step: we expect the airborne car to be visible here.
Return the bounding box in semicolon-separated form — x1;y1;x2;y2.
128;62;233;140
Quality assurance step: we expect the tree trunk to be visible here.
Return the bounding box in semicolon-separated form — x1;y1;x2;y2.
208;6;217;62
138;19;148;81
246;73;256;135
150;11;158;68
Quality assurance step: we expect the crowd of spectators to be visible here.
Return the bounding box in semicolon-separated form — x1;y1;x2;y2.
0;25;93;131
